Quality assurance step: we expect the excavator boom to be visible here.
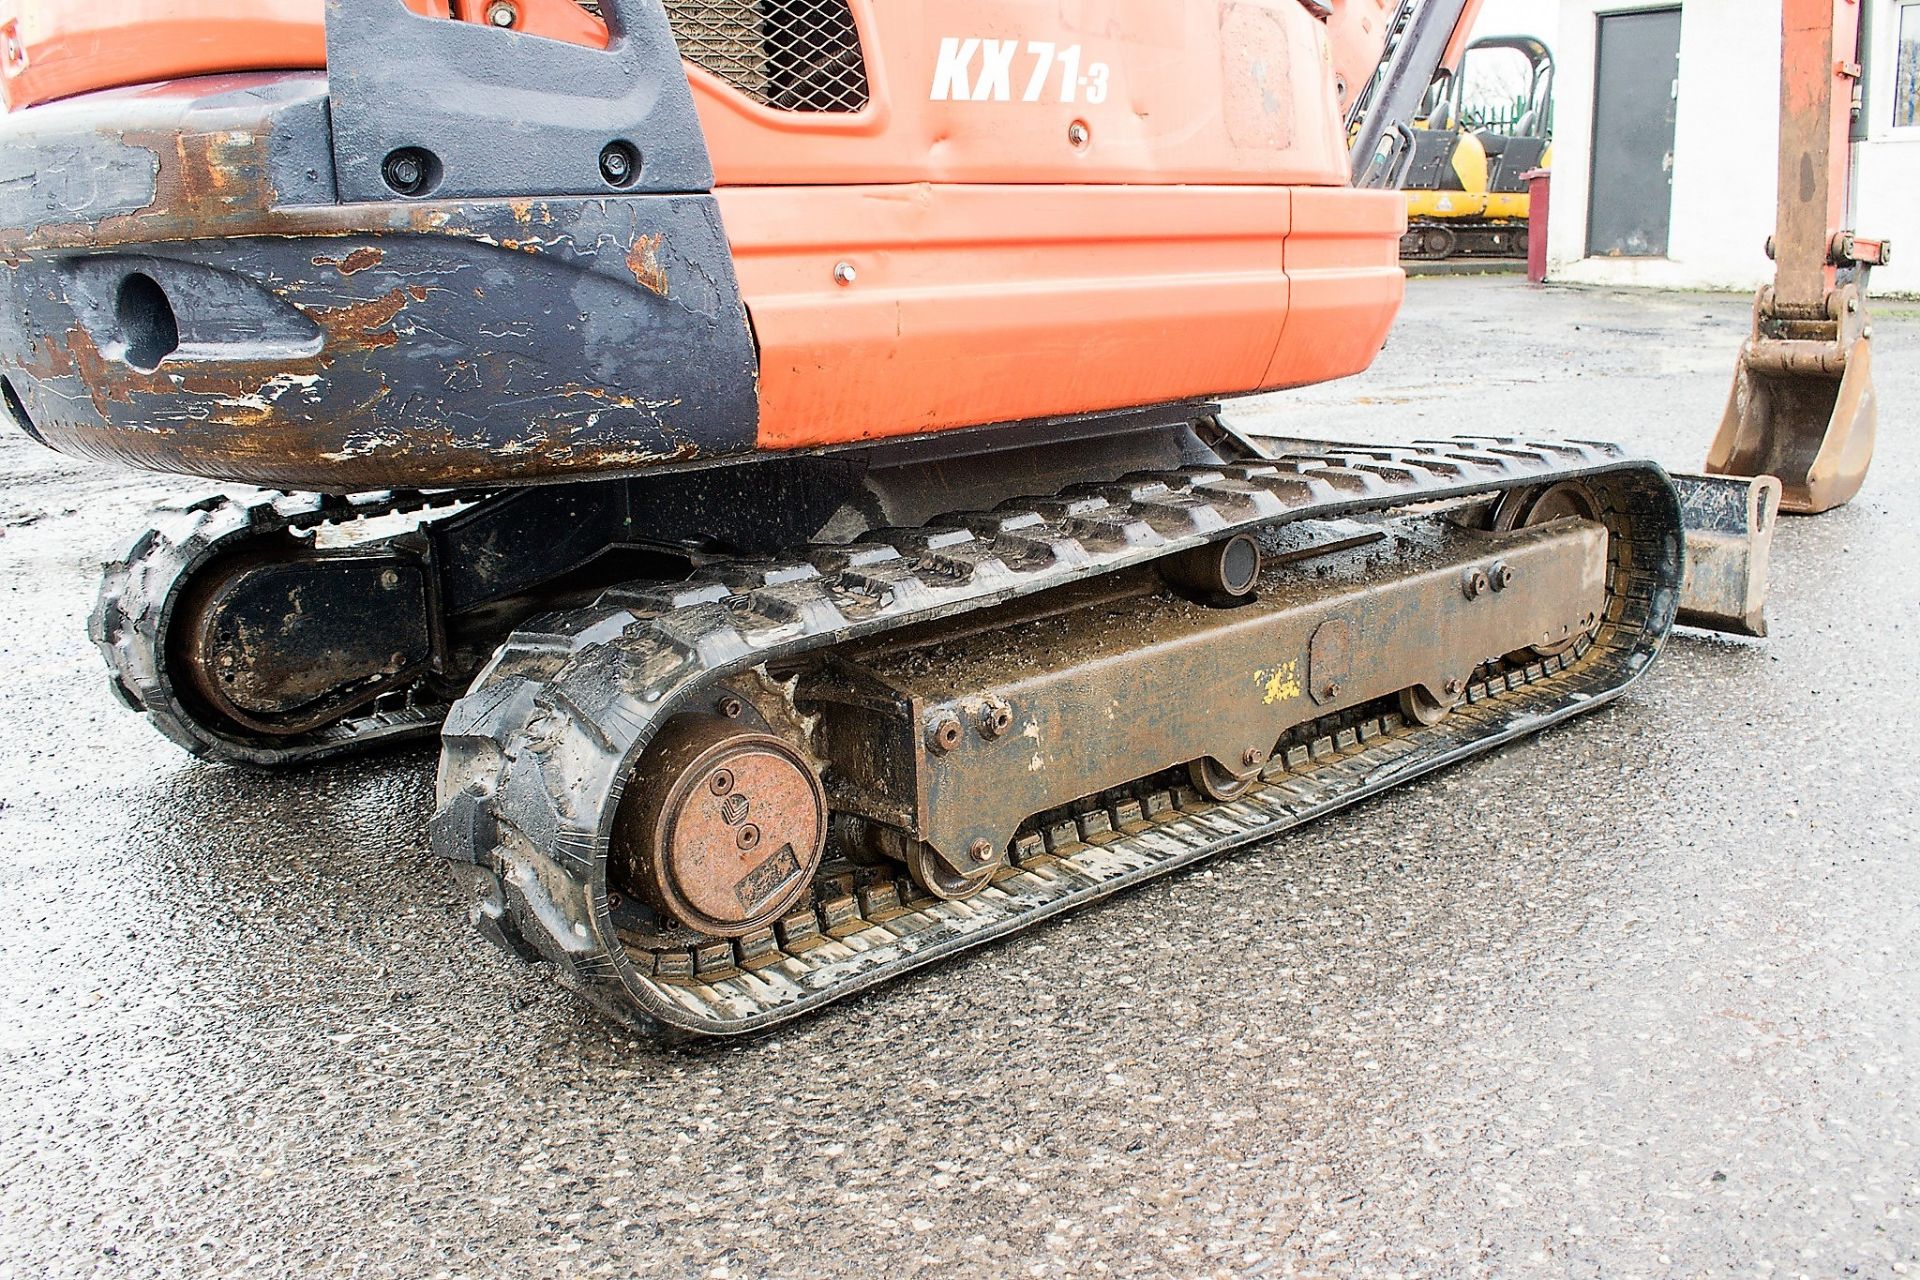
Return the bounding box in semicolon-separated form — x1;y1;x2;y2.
1704;0;1889;514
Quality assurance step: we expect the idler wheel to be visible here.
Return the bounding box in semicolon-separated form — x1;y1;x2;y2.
1188;756;1258;802
1490;480;1605;658
614;715;826;938
1399;684;1457;726
843;818;999;902
1490;479;1601;535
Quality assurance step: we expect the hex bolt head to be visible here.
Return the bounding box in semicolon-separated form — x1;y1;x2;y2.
978;698;1013;739
1067;120;1091;148
926;711;964;754
833;261;858;286
968;838;996;864
598;141;640;188
485;0;517;25
382;150;428;196
1489;561;1515;591
1242;747;1262;767
1444;677;1465;697
1462;568;1490;600
379;569;400;590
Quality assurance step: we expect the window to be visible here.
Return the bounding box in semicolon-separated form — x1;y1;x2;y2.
1457;44;1534;131
1897;2;1920;127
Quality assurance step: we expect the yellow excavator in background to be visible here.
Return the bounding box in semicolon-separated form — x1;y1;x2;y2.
1400;35;1553;260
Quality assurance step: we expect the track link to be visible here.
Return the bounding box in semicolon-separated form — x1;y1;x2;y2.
431;436;1683;1036
90;489;476;767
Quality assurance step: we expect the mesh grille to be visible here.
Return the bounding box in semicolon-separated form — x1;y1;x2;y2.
579;1;869;112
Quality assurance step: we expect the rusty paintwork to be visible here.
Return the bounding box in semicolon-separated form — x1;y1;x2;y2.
807;512;1609;875
626;234;672;297
314;246;386;276
0;76;760;490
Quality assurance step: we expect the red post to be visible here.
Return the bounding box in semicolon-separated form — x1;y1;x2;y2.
1523;168;1551;283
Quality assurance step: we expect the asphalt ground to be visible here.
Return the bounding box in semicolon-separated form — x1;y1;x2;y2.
0;277;1915;1278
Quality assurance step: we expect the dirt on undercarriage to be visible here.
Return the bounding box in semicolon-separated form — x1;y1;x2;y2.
0;278;1916;1278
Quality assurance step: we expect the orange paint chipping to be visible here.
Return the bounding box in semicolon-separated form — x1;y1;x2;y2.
626;234;670;297
313;247;384;276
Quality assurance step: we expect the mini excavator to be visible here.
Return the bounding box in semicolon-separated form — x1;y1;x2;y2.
1395;34;1554;262
0;0;1868;1034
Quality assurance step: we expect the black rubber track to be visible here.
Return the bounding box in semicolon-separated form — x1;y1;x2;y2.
429;436;1684;1037
90;489;469;768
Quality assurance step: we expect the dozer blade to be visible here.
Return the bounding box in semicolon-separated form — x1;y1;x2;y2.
1672;473;1782;638
1704;283;1876;515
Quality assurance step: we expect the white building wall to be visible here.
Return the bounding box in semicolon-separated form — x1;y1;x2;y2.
1545;0;1920;295
1855;0;1920;294
1547;0;1781;290
1472;0;1561;44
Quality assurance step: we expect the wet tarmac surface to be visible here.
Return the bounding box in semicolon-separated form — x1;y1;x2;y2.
1;278;1915;1277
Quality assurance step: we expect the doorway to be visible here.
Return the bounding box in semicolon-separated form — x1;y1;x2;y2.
1587;7;1681;256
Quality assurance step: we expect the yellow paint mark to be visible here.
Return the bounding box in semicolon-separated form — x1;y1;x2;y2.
1255;661;1302;705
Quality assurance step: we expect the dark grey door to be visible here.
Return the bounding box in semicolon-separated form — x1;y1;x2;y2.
1587;8;1681;257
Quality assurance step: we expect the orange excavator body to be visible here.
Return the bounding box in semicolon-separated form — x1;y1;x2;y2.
2;2;1735;1040
0;0;1410;488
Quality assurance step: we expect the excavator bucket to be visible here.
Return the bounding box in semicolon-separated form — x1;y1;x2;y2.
1705;280;1877;515
1703;0;1884;517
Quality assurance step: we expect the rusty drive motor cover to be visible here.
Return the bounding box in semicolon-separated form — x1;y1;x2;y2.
614;715;827;938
